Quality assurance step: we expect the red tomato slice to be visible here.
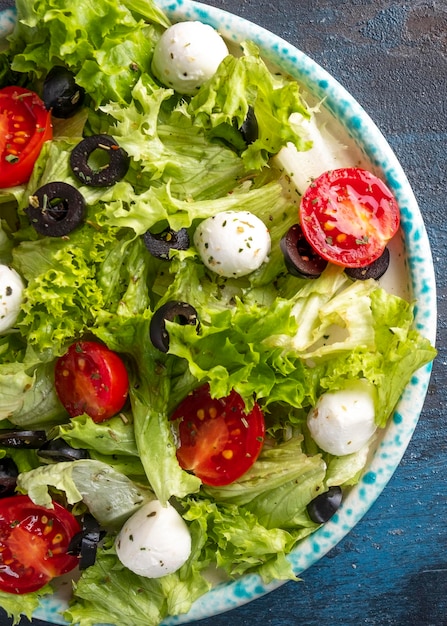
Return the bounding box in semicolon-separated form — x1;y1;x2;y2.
0;495;80;594
54;341;129;423
299;168;400;268
170;384;265;486
0;86;53;189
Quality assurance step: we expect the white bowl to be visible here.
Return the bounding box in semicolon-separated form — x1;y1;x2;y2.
0;1;436;624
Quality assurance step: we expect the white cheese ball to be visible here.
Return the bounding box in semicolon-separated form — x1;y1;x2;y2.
115;500;191;578
194;210;271;278
307;381;377;456
0;265;25;333
152;21;229;95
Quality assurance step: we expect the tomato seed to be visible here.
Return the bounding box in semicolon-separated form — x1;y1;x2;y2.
209;407;217;418
196;409;205;420
222;450;233;460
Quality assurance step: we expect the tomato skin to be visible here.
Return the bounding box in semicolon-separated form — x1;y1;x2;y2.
0;495;80;594
299;168;400;268
170;384;265;486
54;341;129;423
0;86;53;188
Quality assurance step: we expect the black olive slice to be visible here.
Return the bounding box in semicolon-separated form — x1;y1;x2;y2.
239;106;258;144
37;438;90;462
150;301;199;353
26;181;86;237
142;227;190;260
345;247;390;280
280;223;328;278
0;429;47;448
67;513;105;570
307;485;343;524
0;458;19;498
43;66;85;118
70;134;130;187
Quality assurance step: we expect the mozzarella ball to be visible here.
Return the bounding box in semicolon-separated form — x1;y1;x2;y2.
307;381;377;456
194;210;271;278
152;21;229;95
115;500;191;578
0;265;25;333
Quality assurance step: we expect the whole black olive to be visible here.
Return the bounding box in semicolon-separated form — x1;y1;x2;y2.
345;247;390;280
240;106;258;144
280;224;328;278
43;66;85;118
0;429;47;448
26;181;86;237
67;513;105;570
142;227;190;260
37;438;90;463
150;301;199;353
307;485;343;524
70;134;130;187
0;458;19;497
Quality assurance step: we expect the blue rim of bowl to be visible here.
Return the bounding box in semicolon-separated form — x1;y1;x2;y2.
0;1;437;624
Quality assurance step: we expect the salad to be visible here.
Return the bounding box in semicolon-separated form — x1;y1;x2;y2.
0;1;437;625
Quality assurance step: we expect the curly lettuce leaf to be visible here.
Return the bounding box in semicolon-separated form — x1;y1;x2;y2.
188;41;312;169
0;586;53;625
10;0;170;105
184;497;298;582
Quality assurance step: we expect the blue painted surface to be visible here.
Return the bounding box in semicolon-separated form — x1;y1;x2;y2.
0;1;445;625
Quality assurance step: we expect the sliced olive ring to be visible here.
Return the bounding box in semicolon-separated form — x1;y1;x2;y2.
0;458;19;498
26;181;86;237
43;66;85;119
70;134;130;187
345;247;390;281
307;485;343;524
280;223;328;278
67;513;105;570
37;438;90;463
239;106;258;144
150;301;199;353
143;227;190;260
0;429;47;448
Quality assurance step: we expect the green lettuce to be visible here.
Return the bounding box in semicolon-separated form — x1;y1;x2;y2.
0;586;53;626
183;497;298;582
0;357;66;427
64;534;210;626
188;41;312;169
10;0;170;105
17;459;154;529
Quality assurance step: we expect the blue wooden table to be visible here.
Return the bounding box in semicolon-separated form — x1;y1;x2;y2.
1;1;446;625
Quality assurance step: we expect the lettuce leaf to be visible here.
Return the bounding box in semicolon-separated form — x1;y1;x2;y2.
65;535;210;626
0;586;53;625
188;41;312;169
17;459;154;529
183;497;298;582
10;0;170;105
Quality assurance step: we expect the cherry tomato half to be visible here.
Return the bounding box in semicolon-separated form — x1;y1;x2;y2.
299;168;400;268
54;341;129;423
170;384;265;486
0;495;80;594
0;86;53;189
